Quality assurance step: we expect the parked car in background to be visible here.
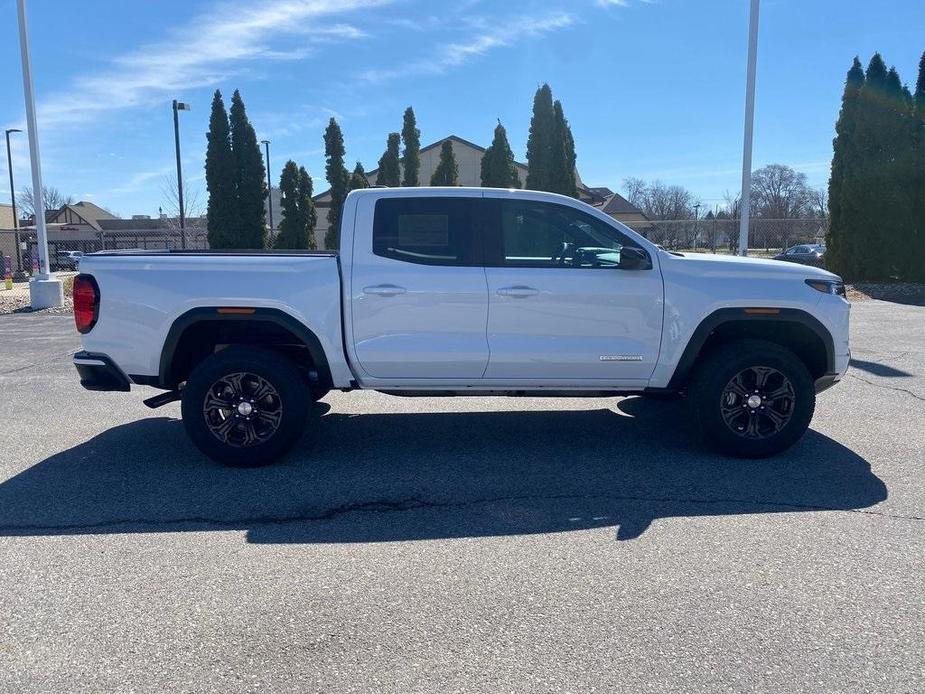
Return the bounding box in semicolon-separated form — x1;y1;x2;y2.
54;250;83;271
773;244;825;267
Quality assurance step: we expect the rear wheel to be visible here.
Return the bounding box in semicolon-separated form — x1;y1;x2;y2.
687;339;815;458
181;346;310;467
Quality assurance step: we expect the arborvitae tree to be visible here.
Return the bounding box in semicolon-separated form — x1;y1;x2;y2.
550;100;578;197
377;133;401;187
324;118;349;250
480;121;521;188
205;90;237;249
826;58;865;279
298;166;317;249
430;140;459;186
525;84;555;191
349;161;369;191
274;160;316;249
912;52;925;281
401;107;420;186
229;90;267;248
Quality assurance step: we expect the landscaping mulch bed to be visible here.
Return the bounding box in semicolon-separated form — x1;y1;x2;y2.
846;282;925;306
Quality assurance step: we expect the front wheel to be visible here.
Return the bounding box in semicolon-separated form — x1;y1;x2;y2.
687;339;815;458
181;346;310;467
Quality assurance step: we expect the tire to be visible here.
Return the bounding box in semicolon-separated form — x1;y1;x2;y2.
686;338;815;458
180;346;310;467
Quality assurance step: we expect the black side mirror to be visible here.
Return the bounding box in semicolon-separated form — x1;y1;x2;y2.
618;246;651;270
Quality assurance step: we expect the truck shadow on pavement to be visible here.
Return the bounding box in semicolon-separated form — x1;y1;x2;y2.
0;398;887;542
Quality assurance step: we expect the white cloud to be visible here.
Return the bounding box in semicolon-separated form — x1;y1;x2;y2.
358;11;576;82
36;0;391;129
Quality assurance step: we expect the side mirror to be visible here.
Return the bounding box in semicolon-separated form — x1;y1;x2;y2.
618;246;651;270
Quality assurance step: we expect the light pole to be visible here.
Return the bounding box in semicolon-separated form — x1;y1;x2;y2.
261;139;273;232
5;128;22;275
692;202;701;251
737;0;760;257
172;99;190;248
16;0;61;308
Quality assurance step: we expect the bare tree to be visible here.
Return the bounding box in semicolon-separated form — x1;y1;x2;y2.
17;186;73;218
159;175;204;231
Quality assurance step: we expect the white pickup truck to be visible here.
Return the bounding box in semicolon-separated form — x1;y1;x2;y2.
71;187;850;466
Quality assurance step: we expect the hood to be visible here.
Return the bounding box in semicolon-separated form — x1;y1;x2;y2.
661;250;840;281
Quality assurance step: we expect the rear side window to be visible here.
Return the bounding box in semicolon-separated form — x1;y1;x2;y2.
373;197;479;266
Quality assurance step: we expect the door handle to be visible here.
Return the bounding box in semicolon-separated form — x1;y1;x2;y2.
363;284;407;297
497;285;539;298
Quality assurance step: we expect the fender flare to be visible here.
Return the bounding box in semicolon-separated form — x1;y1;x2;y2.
665;307;835;390
157;307;332;388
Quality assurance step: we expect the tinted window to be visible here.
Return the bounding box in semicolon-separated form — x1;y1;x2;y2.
373;197;478;266
492;199;640;268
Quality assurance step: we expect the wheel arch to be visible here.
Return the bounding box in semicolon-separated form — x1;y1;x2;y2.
666;307;835;390
156;307;333;390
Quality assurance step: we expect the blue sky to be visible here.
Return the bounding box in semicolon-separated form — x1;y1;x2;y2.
0;0;922;217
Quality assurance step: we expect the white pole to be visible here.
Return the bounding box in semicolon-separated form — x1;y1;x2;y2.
17;0;61;307
737;0;760;257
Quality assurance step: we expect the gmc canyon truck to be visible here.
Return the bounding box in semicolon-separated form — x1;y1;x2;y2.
71;187;850;466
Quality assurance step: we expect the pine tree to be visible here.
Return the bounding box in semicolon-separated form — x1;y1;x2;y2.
480;121;521;188
377;133;401;187
205;90;237;249
324;118;349;250
430;140;458;186
550;100;578;197
401;107;420;187
229;90;267;248
826;58;865;278
525;84;555;191
349;161;369;191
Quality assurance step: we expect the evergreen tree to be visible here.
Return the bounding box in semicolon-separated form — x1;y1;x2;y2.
298;166;317;249
324;118;349;250
205;90;237;249
349;161;369;191
480;121;521;188
401;107;421;186
550;100;578;197
377;133;401;187
912;52;925;281
525;84;555;191
430;140;459;186
229;90;267;248
274;160;316;249
826;58;865;278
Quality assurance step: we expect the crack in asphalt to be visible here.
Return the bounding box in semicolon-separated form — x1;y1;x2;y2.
0;350;77;376
848;373;925;402
0;492;921;535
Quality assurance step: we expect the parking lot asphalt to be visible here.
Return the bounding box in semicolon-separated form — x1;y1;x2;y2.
0;300;923;693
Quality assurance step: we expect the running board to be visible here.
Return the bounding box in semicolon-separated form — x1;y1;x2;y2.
143;390;182;409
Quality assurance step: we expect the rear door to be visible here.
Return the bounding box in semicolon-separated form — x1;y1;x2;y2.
481;196;663;383
348;194;490;380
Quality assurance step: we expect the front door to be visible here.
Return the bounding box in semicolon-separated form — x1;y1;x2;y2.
482;196;663;383
349;195;489;380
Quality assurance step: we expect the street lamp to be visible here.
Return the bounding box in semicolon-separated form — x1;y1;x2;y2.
692;202;701;251
172;99;190;249
5;128;22;275
261;139;273;232
16;0;61;308
737;0;760;256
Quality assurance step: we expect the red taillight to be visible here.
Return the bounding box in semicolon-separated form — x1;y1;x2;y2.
73;274;99;334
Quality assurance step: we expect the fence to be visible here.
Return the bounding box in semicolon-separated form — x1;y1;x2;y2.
620;217;827;254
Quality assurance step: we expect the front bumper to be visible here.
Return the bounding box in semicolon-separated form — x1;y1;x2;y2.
73;351;131;392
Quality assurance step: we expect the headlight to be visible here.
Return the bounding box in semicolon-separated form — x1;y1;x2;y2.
805;278;846;297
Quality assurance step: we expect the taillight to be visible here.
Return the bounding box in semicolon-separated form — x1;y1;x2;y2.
73;274;99;334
